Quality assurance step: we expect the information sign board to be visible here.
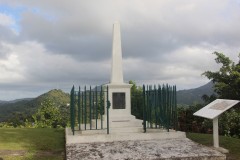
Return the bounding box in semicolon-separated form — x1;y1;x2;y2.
193;99;239;119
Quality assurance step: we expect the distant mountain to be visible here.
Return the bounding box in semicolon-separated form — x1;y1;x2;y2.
177;81;215;105
7;98;34;104
0;83;214;121
0;100;8;104
0;89;69;122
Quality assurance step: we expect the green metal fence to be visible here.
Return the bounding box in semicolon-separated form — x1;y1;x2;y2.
70;84;177;135
70;85;110;135
142;84;177;132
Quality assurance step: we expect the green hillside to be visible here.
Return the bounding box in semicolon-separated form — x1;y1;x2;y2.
177;81;215;105
0;89;69;122
0;82;215;121
34;89;70;107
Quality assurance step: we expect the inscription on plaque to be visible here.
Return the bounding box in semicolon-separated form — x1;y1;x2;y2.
209;101;231;110
112;92;125;109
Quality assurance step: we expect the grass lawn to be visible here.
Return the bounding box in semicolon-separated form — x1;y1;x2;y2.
187;132;240;160
0;128;65;160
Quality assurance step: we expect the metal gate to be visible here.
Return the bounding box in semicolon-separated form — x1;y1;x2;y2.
70;85;110;135
142;84;177;132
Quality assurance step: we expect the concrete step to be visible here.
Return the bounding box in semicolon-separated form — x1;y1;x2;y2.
66;127;187;143
78;127;143;135
109;120;143;128
109;115;139;121
101;115;142;123
110;126;143;133
91;119;143;128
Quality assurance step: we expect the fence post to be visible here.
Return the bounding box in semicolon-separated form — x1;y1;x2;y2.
158;85;161;128
78;86;81;130
95;86;98;129
92;87;95;127
149;85;153;128
90;86;92;130
167;84;171;132
107;86;110;134
70;86;75;135
146;85;149;128
81;89;84;128
174;85;178;131
143;85;146;133
169;86;173;127
84;86;87;130
100;86;103;129
162;84;166;129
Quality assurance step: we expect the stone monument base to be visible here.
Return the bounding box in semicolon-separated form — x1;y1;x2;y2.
65;128;226;160
92;115;143;133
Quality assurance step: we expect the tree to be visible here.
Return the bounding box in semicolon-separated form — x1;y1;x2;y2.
201;94;217;104
7;112;30;127
202;52;240;138
32;99;63;128
202;52;240;100
129;80;143;119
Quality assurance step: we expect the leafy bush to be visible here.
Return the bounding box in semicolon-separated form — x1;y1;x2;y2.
32;99;69;128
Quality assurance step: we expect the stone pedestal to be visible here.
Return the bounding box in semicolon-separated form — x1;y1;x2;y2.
107;84;132;119
104;83;142;129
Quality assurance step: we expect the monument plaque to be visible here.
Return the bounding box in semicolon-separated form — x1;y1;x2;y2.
112;92;125;109
209;101;232;110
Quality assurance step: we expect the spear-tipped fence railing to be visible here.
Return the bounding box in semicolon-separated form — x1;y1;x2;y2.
142;84;177;132
70;85;110;135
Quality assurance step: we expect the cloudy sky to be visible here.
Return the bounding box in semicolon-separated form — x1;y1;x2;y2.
0;0;240;100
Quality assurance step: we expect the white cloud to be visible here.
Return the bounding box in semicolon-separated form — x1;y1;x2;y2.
0;12;19;34
0;0;240;100
0;41;111;84
0;53;25;82
0;13;15;26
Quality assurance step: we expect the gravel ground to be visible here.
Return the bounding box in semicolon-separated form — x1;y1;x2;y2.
66;138;225;160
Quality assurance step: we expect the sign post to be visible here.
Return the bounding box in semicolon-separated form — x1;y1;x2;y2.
213;117;219;148
193;99;239;150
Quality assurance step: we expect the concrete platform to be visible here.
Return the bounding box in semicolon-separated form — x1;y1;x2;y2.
65;128;226;160
66;128;186;144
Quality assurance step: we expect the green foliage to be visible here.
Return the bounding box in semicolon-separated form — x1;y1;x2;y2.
0;89;70;128
202;52;240;100
201;52;240;138
177;104;209;133
32;99;69;128
0;100;35;122
201;94;217;104
178;103;240;138
35;89;70;107
0;89;69;123
219;107;240;138
129;80;143;119
7;112;33;128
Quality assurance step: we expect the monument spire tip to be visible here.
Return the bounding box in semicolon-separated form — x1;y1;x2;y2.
114;21;120;24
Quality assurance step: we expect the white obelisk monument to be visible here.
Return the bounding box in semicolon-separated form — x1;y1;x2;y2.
110;21;124;84
105;21;142;128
